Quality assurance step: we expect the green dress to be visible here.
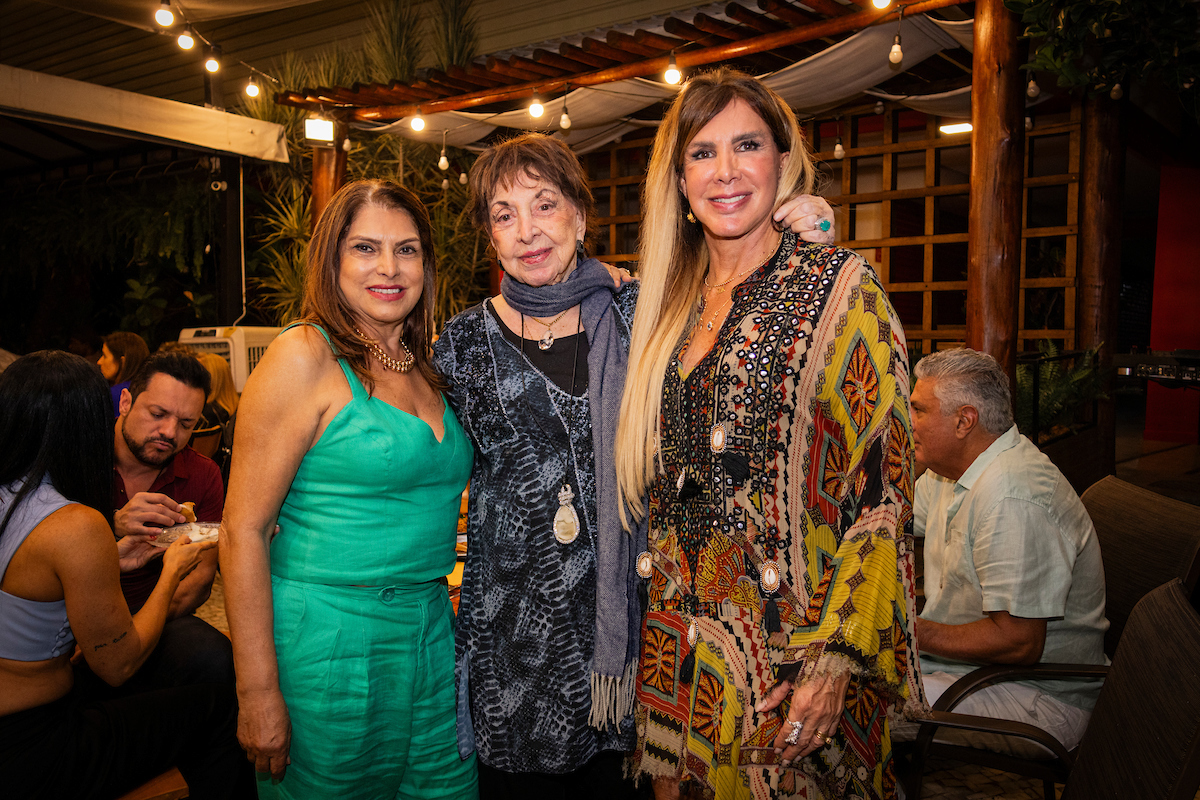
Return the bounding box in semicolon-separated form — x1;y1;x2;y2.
261;323;477;800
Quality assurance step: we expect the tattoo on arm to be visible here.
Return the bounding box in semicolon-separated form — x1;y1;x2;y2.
92;630;129;651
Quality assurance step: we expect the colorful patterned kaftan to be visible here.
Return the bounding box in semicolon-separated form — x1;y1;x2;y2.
633;233;925;800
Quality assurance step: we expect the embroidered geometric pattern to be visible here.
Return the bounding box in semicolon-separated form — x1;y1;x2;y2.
634;235;924;799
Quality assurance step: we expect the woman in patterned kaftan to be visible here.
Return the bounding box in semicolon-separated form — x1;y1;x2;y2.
616;69;926;800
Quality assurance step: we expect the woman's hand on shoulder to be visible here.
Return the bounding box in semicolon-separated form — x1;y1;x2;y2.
600;261;636;288
774;195;836;244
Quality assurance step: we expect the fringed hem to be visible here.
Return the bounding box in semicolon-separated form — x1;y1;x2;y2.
588;658;638;731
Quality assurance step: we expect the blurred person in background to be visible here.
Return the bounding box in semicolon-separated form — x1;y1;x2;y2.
99;331;149;417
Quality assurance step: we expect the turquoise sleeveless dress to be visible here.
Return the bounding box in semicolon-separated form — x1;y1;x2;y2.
262;323;477;800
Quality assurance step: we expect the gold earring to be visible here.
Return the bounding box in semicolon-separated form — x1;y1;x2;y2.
685;209;696;223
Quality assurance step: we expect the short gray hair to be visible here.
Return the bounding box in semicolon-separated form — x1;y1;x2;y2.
914;348;1014;435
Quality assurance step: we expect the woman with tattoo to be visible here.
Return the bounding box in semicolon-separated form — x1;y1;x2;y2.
0;350;254;799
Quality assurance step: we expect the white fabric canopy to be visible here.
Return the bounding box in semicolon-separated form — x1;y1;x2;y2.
40;0;326;31
359;13;977;154
0;64;290;163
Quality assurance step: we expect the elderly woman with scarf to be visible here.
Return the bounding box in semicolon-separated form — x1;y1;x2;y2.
433;133;835;798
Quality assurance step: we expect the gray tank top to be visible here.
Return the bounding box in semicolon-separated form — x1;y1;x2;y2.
0;479;75;661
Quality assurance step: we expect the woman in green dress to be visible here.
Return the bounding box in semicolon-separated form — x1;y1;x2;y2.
221;180;477;799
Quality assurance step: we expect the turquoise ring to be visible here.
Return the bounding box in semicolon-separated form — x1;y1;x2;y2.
818;219;832;233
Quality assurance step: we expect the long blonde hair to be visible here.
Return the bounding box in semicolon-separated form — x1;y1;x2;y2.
615;68;816;523
198;352;239;416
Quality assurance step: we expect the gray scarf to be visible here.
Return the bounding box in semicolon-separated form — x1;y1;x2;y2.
500;257;644;730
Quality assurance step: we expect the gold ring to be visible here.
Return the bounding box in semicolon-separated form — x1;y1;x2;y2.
824;736;833;745
813;729;825;739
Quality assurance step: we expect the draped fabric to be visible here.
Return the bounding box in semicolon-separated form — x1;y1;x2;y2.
358;17;975;153
632;233;926;799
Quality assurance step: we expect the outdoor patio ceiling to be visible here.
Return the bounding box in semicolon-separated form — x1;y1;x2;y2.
278;0;975;128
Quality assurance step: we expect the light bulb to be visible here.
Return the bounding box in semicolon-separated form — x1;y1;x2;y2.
155;1;174;27
459;172;468;185
1110;83;1123;100
442;178;450;190
304;118;334;142
665;55;681;85
872;0;891;7
834;139;845;160
529;95;544;118
874;100;884;115
560;110;572;129
889;36;903;65
1027;77;1040;98
205;50;220;73
438;150;449;171
245;76;260;97
1025;116;1033;131
177;27;195;50
410;115;425;132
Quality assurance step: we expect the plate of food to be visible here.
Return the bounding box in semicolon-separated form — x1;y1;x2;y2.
150;502;220;547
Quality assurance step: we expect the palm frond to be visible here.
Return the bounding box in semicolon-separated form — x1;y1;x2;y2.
364;0;424;84
431;0;479;71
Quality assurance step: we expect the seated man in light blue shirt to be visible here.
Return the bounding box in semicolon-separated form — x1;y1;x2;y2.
894;348;1108;758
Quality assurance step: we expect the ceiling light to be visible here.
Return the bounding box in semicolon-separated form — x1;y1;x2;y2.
305;117;335;142
442;178;450;190
1027;75;1041;98
529;93;544;118
889;35;903;65
872;0;891;7
154;1;174;27
177;26;195;50
245;75;260;98
459;172;468;185
438;132;449;170
939;122;972;134
664;54;681;85
410;115;425;132
204;48;221;73
834;138;845;160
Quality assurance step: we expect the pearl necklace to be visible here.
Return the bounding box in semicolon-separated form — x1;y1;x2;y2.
355;327;414;373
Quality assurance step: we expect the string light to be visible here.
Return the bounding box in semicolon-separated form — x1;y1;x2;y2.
245;75;260;97
874;100;885;115
204;46;221;73
155;1;175;27
1025;116;1033;131
834;138;845;159
664;53;681;85
889;7;904;65
442;178;450;190
529;93;544;118
560;93;572;129
459;172;468;185
177;26;195;50
872;0;891;7
1110;83;1123;100
410;114;425;132
1027;73;1041;98
438;131;449;170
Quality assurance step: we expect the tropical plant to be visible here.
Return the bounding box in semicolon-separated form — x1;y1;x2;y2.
431;0;479;71
1004;0;1200;118
1015;340;1105;442
235;0;489;330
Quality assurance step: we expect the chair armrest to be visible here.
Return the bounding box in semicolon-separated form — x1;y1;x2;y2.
933;662;1110;712
913;709;1076;764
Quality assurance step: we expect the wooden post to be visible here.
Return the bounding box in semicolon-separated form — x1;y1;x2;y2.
311;121;348;232
965;0;1023;384
1079;94;1124;476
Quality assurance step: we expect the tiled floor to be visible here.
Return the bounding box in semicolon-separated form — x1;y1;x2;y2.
197;390;1200;799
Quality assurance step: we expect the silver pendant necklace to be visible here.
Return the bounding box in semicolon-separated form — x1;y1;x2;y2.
520;311;583;545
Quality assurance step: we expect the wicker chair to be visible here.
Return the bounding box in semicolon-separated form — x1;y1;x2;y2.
902;476;1200;799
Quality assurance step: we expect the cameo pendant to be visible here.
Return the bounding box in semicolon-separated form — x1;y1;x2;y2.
553;483;580;544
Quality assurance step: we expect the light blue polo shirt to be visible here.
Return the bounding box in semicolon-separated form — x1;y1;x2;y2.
914;425;1108;709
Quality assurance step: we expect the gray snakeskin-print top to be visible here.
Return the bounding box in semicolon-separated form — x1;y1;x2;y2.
433;281;639;773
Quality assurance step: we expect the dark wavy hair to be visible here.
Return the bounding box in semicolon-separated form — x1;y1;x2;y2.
0;351;114;540
303;179;443;392
468;132;597;250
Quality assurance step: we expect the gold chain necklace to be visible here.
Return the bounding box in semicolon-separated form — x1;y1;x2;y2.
527;307;572;351
696;231;784;332
355;327;414;373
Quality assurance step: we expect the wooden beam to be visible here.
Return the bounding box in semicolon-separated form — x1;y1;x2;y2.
1078;93;1123;475
965;0;1023;381
341;0;971;120
444;65;502;89
664;17;727;47
312;121;347;232
757;0;821;26
607;30;662;57
581;37;640;63
532;48;588;72
509;54;568;77
632;30;690;51
725;3;789;33
486;58;543;81
558;43;613;68
795;0;855;17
